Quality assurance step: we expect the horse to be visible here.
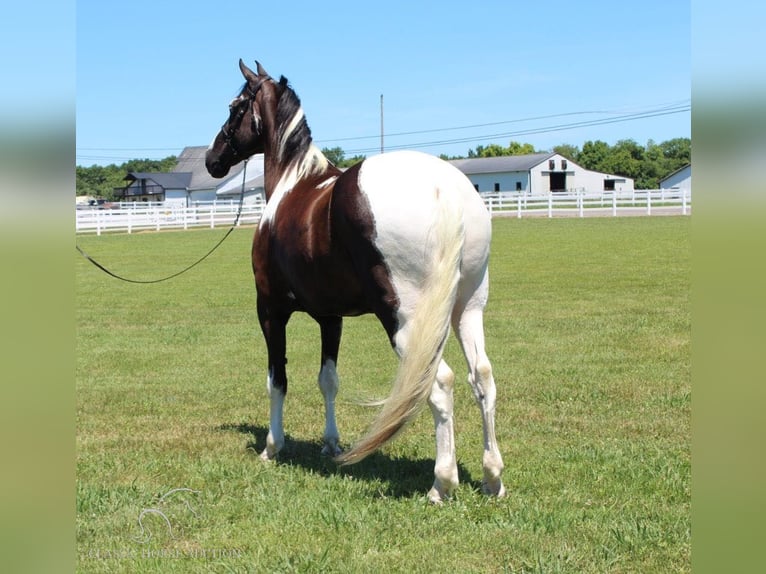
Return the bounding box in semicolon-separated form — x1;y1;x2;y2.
205;59;505;502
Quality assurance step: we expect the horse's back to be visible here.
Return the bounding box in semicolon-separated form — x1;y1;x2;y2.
332;150;491;317
357;150;490;272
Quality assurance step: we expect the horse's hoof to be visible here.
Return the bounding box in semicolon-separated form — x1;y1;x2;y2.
427;487;446;504
321;442;343;457
482;479;506;498
259;448;278;462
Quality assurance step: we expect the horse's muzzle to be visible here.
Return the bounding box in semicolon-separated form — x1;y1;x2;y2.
205;153;231;179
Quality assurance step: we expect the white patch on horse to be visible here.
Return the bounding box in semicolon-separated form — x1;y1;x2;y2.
278;107;305;161
317;175;338;189
260;144;331;228
317;359;341;456
260;367;285;460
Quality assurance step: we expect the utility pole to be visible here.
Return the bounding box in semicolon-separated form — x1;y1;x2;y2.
380;94;384;154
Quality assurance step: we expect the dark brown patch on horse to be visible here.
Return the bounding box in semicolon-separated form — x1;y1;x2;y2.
330;162;400;343
252;162;399;336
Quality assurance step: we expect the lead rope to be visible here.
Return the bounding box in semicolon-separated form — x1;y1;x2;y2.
76;159;249;284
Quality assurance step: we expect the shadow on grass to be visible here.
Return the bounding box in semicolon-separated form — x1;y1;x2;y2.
217;422;481;499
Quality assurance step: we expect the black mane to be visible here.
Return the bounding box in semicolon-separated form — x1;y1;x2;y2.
275;76;313;163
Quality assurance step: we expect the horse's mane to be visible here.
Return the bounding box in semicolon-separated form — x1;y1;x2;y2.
275;75;329;176
276;77;311;160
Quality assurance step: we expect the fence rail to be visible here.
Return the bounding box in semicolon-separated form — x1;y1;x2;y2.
75;190;690;235
75;201;264;235
483;189;691;218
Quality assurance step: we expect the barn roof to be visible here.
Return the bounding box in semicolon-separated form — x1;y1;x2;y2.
173;146;228;191
659;163;691;183
124;172;192;189
173;146;267;193
449;153;556;175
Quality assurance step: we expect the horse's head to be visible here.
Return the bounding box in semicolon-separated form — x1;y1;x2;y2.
206;59;273;178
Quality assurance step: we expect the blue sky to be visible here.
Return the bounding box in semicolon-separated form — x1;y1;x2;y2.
76;0;690;166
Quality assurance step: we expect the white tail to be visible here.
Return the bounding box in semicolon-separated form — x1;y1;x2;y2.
336;196;464;464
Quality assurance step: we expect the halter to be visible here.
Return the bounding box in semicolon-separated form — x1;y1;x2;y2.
220;78;266;161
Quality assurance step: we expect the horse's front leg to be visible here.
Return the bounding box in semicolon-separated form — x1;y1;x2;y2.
257;298;290;461
318;316;343;456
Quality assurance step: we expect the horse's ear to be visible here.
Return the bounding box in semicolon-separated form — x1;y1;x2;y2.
255;60;269;77
239;58;259;83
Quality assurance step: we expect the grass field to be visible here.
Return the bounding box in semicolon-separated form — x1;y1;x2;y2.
76;216;690;573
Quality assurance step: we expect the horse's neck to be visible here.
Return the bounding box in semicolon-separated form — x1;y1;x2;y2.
262;143;334;202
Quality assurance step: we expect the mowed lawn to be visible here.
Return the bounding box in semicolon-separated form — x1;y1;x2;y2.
76;216;690;573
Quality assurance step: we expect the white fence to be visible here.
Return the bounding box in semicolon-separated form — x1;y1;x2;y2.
75;201;264;235
75;190;690;235
483;188;691;219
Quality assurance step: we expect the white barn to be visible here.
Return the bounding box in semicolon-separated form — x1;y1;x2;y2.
116;146;266;206
449;153;634;194
659;164;691;191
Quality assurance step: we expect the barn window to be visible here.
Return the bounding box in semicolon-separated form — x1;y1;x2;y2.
549;159;555;170
494;183;500;192
516;181;522;191
604;179;616;191
562;159;568;170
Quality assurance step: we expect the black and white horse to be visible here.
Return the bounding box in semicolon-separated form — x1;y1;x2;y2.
206;60;504;502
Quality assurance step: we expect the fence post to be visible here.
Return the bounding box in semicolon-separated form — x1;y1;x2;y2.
578;191;584;218
517;195;522;219
548;194;553;218
612;193;617;217
682;189;688;215
647;190;652;216
128;209;132;234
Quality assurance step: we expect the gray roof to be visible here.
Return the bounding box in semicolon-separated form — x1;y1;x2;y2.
659;163;691;183
125;172;192;189
449;153;555;175
173;146;228;191
172;146;266;193
217;172;265;196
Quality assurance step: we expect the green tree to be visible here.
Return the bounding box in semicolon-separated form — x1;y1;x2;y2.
553;144;580;161
659;137;691;164
505;141;537;155
340;154;366;168
320;147;365;168
322;146;345;165
577;140;611;172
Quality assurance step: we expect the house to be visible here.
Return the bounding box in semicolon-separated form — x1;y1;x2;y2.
659;164;691;191
116;172;192;203
448;153;634;194
115;146;266;206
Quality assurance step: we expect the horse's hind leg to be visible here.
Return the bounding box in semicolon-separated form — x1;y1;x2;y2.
427;359;459;503
453;305;506;497
390;324;459;503
318;316;343;456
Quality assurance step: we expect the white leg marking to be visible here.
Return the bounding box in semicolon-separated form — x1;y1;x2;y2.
261;368;285;461
318;359;342;456
455;308;506;497
427;360;459;503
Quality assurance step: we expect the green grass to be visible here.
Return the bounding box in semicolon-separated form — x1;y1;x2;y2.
76;216;690;573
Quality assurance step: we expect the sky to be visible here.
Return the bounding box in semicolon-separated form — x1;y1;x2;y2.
75;0;690;166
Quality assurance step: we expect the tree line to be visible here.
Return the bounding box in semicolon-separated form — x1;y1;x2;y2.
76;137;689;198
325;137;689;189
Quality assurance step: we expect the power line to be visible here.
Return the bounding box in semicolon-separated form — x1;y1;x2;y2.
315;100;691;144
76;101;690;163
340;105;690;155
